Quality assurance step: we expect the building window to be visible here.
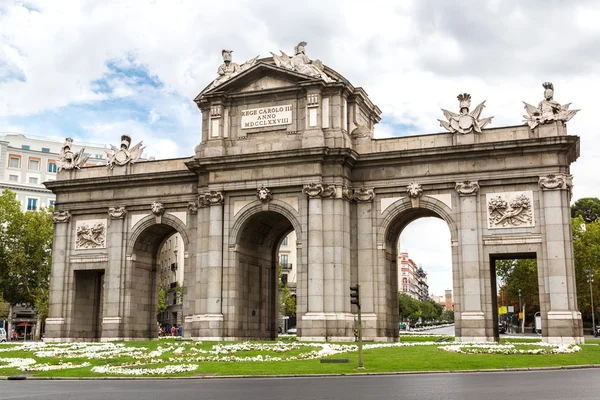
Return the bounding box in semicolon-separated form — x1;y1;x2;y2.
83;153;90;157
9;155;20;168
21;145;30;150
27;198;38;211
48;161;57;173
49;200;56;208
280;254;289;269
29;177;38;184
95;154;103;159
28;158;40;171
281;236;288;246
42;147;50;153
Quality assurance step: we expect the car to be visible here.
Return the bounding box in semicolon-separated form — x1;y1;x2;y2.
286;327;297;334
0;328;6;343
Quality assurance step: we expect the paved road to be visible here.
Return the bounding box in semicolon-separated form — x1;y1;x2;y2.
2;369;600;400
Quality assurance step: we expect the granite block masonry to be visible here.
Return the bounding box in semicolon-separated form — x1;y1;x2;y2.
44;43;583;344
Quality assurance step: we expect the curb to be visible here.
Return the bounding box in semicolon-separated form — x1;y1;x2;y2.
2;364;600;381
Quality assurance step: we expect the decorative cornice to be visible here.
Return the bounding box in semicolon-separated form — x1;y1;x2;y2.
455;180;480;196
256;186;273;204
353;187;375;203
108;206;127;219
539;174;572;190
406;181;423;198
52;210;70;224
151;201;165;216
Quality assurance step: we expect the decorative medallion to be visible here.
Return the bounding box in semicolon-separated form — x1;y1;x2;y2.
256;186;273;203
523;82;579;129
487;191;534;229
108;206;127;219
151;201;165;216
455;180;480;196
406;182;423;198
52;210;71;224
75;220;107;249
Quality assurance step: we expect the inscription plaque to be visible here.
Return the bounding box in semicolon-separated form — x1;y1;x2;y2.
241;105;292;129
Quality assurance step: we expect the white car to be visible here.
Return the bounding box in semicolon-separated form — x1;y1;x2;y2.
0;328;6;343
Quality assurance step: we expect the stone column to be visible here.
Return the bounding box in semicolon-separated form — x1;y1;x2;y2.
101;206;128;341
354;188;377;339
45;211;71;341
454;180;490;342
301;183;325;340
538;174;583;344
198;191;224;339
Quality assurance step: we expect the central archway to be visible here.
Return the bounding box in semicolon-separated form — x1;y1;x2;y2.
378;196;458;339
228;203;301;340
124;215;189;339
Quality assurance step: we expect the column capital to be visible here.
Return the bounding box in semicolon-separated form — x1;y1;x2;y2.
303;182;324;198
108;206;127;219
539;173;572;190
199;190;224;207
52;210;71;224
354;187;375;203
455;180;479;196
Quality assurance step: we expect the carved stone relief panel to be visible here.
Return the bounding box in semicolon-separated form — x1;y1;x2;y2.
75;219;107;249
486;191;534;229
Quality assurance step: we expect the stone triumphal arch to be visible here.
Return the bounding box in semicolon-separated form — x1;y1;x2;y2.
45;43;583;344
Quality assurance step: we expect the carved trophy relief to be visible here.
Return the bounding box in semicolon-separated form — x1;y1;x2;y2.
487;191;534;229
75;220;107;249
106;135;145;169
271;41;333;83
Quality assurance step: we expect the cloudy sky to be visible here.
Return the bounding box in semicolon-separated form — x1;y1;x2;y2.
1;0;599;296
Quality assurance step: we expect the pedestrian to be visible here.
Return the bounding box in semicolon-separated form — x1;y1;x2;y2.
171;325;176;336
178;325;183;337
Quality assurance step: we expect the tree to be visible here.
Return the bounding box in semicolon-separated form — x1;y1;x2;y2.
398;294;421;321
0;189;54;337
495;259;539;318
278;264;296;317
572;215;600;326
571;197;600;223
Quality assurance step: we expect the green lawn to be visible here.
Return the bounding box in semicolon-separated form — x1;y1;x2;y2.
0;336;597;378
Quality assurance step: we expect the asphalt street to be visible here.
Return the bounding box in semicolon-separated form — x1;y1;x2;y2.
1;369;600;400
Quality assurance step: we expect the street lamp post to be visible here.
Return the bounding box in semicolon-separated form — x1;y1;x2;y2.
586;269;595;334
518;289;522;333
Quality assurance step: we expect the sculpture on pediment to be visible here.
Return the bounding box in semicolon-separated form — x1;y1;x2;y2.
57;138;89;172
106;135;145;169
76;222;106;249
208;49;258;90
271;41;333;83
439;93;493;134
523;82;579;129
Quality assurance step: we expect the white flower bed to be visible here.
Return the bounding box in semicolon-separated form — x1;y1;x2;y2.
91;364;198;375
0;357;37;369
20;361;92;372
439;342;581;355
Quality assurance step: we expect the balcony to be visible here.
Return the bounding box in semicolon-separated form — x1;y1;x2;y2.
281;263;293;270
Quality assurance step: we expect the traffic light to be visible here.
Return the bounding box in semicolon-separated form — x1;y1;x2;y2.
350;284;361;308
